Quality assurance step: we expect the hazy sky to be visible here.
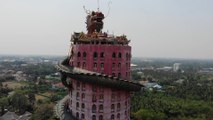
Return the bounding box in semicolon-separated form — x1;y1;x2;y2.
0;0;213;59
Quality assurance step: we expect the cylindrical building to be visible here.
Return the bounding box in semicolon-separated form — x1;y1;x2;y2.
56;10;141;120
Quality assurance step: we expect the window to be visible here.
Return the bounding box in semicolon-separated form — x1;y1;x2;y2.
92;94;97;102
82;93;85;100
118;63;121;70
82;103;85;109
77;82;80;90
93;62;97;70
100;87;104;92
77;62;80;67
76;92;80;100
76;102;79;110
100;52;104;58
82;83;86;91
126;63;128;69
112;52;116;58
99;115;103;120
111;94;115;100
117;94;121;101
76;112;79;118
77;52;81;58
117;113;120;119
101;63;104;70
99;104;103;112
112;73;115;77
126;53;128;60
92;115;96;120
118;52;122;58
118;73;121;78
93;52;98;60
92;86;97;92
83;62;86;68
111;114;115;120
112;63;115;70
83;52;87;60
117;103;121;111
99;94;104;101
111;104;115;112
92;105;96;113
81;114;85;119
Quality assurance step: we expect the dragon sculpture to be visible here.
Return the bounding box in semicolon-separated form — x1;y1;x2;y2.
86;11;105;34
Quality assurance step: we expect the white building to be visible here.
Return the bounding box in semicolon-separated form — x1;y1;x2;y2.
173;63;181;72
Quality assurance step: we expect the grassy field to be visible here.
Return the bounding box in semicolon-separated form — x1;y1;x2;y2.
2;81;28;89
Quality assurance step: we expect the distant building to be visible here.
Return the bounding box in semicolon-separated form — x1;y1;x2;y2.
0;111;31;120
173;63;181;72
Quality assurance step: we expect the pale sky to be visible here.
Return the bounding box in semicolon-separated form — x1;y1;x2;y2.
0;0;213;59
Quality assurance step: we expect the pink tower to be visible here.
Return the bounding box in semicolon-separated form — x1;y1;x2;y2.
56;10;141;120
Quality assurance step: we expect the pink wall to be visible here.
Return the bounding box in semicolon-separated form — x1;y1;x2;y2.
67;42;132;119
69;44;131;80
68;79;131;120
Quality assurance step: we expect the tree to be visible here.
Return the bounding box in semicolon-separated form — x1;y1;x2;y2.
9;91;29;114
31;104;55;120
0;97;9;115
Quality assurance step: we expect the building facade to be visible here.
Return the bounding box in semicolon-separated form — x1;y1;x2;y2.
56;10;141;120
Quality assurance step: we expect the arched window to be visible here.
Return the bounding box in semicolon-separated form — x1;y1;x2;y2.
111;114;115;120
112;73;115;77
92;94;97;102
100;52;104;58
118;63;121;69
76;102;79;110
112;52;116;58
92;104;96;113
76;112;79;118
82;83;86;91
99;104;103;112
81;114;85;119
118;52;122;58
92;85;97;92
99;115;103;120
83;52;87;59
81;103;85;109
77;82;80;89
92;115;96;120
93;52;98;60
77;62;80;67
117;113;120;119
99;94;104;100
126;53;128;60
76;92;79;100
112;63;115;70
111;104;115;112
82;93;85;100
83;62;86;68
77;52;81;57
118;73;121;78
117;103;121;111
93;62;97;69
111;94;115;101
100;63;104;70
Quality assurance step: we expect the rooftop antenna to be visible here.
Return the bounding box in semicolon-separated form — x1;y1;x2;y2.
97;0;100;11
105;1;112;18
83;6;91;14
